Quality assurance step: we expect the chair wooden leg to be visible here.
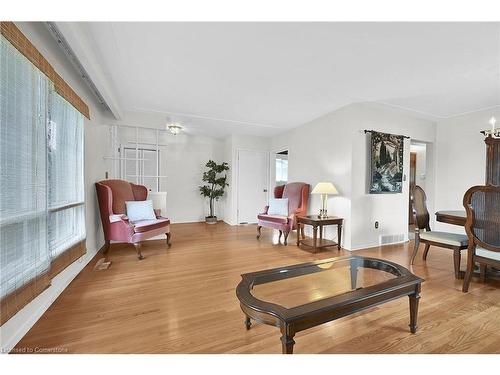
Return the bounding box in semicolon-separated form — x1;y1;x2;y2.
411;237;420;265
453;249;461;279
422;244;431;261
462;250;475;293
103;240;110;255
134;242;144;260
166;232;172;248
283;231;289;246
301;226;305;239
479;264;487;282
256;226;262;239
278;230;282;243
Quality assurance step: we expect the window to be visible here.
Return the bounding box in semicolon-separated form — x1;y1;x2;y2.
1;35;51;322
275;154;288;186
122;146;160;192
105;125;168;192
48;93;85;260
0;34;86;324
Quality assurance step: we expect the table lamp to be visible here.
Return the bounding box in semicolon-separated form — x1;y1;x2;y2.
311;182;339;219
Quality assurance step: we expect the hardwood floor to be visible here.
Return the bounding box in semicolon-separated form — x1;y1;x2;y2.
14;222;500;354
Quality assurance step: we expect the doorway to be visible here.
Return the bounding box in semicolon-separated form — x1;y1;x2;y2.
275;150;288;186
237;149;270;224
409;151;417;224
409;142;428;234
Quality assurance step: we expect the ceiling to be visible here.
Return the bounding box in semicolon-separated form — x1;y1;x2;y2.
77;22;500;137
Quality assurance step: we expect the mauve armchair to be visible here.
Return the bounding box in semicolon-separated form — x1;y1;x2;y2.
95;179;171;260
256;182;310;245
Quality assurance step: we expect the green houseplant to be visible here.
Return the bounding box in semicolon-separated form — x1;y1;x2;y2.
199;160;229;224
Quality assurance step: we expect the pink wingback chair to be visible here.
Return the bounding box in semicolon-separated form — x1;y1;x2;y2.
256;182;310;245
95;179;171;260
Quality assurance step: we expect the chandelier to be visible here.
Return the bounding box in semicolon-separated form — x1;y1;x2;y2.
483;117;499;138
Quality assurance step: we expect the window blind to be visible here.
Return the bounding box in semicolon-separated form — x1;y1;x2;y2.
0;22;90;119
48;93;86;277
0;36;51;325
0;33;86;325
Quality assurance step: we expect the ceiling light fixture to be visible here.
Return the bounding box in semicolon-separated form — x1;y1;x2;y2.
167;123;183;135
482;116;499;138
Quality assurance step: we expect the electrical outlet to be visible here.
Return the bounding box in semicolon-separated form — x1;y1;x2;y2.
375;221;379;229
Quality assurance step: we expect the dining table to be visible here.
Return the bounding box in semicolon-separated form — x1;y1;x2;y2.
435;210;466;226
435;209;500;279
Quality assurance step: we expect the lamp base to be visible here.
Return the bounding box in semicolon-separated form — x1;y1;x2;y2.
318;209;328;219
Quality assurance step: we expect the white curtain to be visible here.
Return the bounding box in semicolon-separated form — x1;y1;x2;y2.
0;36;50;300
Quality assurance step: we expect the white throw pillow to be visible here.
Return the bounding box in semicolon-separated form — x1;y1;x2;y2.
268;198;289;216
125;200;156;222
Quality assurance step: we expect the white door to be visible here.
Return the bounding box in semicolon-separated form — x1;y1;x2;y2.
237;149;269;224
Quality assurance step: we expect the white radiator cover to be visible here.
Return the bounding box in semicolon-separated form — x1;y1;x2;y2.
148;192;168;217
379;233;406;246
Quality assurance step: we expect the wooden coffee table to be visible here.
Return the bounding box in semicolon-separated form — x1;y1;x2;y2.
236;256;423;354
296;215;343;251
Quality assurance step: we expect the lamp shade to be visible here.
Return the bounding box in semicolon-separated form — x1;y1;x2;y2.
311;182;339;195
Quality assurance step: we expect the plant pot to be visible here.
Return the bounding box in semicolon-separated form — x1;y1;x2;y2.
205;216;218;224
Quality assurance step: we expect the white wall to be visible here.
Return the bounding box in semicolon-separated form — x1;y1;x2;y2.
160;133;225;223
271;105;356;249
103;123;226;223
434;107;500;234
272;102;437;250
1;22;111;351
349;104;436;250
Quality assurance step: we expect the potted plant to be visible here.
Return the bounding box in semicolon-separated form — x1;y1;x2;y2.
199;160;229;224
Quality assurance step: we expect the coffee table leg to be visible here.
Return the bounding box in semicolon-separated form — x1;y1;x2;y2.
280;324;295;354
409;285;421;334
245;316;252;330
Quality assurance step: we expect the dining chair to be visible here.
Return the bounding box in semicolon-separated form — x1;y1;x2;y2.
410;186;468;278
462;185;500;292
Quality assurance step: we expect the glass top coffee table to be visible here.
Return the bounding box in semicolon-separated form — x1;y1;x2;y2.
236;255;423;354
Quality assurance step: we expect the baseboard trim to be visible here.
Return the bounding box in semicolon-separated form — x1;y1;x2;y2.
0;243;103;352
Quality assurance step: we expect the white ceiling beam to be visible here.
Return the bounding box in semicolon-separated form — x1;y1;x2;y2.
53;22;124;120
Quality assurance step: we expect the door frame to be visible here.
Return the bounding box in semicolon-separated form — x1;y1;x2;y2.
236;148;270;224
408;139;435;231
409;151;417;225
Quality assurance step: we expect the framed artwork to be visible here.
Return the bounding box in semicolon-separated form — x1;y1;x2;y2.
369;131;404;193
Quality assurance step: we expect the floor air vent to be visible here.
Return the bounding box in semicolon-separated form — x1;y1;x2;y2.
379;234;406;246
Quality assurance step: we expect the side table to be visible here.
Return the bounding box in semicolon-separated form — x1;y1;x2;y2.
296;215;343;252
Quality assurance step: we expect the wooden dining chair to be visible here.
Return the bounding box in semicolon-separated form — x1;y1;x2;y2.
410;186;468;278
462;185;500;292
